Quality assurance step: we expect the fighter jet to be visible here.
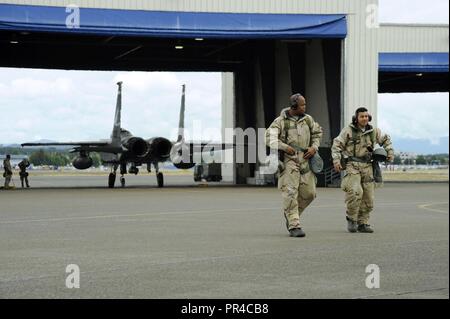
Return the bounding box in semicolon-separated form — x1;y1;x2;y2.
22;82;222;188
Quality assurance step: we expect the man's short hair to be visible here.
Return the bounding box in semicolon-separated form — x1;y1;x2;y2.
355;107;368;115
290;93;304;107
6;154;10;159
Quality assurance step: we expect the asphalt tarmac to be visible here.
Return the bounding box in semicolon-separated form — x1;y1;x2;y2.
0;175;448;299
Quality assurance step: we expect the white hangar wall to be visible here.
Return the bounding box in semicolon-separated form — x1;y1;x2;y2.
379;24;449;53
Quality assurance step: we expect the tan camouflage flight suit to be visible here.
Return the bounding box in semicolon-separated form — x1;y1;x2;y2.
265;108;323;230
3;158;13;189
18;159;30;188
331;124;394;225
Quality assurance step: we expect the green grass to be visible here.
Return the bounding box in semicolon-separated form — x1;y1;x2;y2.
383;169;449;182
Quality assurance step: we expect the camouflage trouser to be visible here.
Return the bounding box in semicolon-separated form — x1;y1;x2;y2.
341;162;374;225
278;161;317;230
19;171;29;188
4;174;12;188
20;176;29;188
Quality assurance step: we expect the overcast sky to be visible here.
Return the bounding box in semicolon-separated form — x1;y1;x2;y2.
0;0;448;153
0;70;222;143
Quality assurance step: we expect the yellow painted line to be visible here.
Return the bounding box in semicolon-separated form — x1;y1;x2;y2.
418;202;449;214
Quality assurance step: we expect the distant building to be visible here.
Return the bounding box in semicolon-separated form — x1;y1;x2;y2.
396;152;417;162
430;160;441;166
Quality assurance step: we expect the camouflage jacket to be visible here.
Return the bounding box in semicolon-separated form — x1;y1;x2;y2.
18;160;30;173
331;123;394;165
3;159;12;175
265;108;323;166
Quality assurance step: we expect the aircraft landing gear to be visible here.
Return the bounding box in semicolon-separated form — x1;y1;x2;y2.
129;164;139;175
108;173;116;188
154;162;164;188
108;165;118;188
157;172;164;188
120;163;127;188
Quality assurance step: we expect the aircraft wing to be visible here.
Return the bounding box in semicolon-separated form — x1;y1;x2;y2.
186;142;253;153
21;141;110;147
21;141;123;154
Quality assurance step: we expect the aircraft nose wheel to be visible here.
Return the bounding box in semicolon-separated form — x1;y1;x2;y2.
120;176;126;188
108;173;116;188
157;172;164;188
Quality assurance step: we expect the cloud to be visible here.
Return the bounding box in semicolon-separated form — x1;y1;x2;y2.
378;93;449;145
114;72;179;92
0;77;72;99
379;0;449;24
0;68;222;144
16;119;34;130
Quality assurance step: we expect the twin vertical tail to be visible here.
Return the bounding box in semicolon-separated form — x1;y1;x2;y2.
177;84;186;143
111;82;185;145
111;81;122;145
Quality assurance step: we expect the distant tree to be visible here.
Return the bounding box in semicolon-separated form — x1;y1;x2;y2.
393;155;402;165
49;152;71;167
29;149;48;166
91;153;102;167
0;147;20;155
416;155;427;165
29;150;71;166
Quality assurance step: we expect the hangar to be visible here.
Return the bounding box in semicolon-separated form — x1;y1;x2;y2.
0;1;448;186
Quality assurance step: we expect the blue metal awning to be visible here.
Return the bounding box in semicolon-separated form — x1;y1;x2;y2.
0;4;347;39
379;53;449;73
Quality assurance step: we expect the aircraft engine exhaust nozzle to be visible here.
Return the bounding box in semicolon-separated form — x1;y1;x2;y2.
147;137;172;162
124;137;149;157
72;156;93;170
